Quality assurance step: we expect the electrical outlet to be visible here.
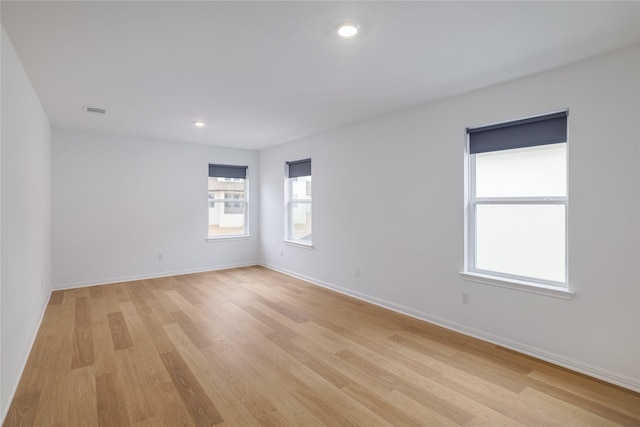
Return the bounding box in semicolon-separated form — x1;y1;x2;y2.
280;250;284;257
355;268;360;277
462;292;469;304
158;253;164;261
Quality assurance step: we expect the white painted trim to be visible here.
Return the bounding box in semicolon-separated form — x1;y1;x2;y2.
283;240;313;250
1;289;51;424
261;263;639;393
206;235;251;242
52;261;258;290
460;271;574;300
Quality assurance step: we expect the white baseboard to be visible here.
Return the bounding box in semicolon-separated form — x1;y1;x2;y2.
53;261;259;290
2;288;52;424
261;263;640;393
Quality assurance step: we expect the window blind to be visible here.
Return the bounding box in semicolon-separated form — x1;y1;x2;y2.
208;164;247;179
468;111;567;154
287;159;311;178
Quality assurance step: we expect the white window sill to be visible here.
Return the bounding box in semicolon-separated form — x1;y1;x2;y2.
206;235;251;242
283;240;313;250
459;271;574;300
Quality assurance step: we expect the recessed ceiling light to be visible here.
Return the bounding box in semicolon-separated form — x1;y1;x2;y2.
194;121;205;127
83;105;106;114
337;22;359;38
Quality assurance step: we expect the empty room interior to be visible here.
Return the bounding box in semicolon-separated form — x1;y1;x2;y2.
1;1;640;426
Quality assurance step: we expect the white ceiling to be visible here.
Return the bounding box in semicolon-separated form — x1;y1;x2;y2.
2;1;639;150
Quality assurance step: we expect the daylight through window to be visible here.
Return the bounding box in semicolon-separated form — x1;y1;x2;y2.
208;164;248;237
466;111;568;286
286;159;312;244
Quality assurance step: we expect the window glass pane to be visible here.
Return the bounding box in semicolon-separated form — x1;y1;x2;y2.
475;204;565;282
208;201;245;236
208;176;246;236
291;175;311;200
224;192;243;214
475;144;566;197
208;177;245;199
289;202;312;241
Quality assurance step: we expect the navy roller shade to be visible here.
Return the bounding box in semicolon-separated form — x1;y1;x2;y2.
468;111;567;154
287;159;311;178
208;164;247;179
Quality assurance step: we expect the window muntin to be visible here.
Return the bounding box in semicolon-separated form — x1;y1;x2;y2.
286;159;312;244
208;165;248;237
467;111;568;287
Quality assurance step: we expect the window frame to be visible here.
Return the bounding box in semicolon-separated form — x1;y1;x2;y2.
463;111;572;296
207;164;249;239
284;159;312;247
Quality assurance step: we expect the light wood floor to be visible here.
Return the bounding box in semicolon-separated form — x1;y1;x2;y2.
4;266;640;426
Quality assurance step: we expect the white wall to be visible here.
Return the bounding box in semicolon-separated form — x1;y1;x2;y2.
260;46;640;391
1;27;52;414
52;128;259;288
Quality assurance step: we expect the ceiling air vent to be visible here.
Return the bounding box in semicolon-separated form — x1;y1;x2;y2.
83;106;106;114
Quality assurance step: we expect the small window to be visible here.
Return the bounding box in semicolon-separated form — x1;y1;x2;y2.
466;111;568;287
208;164;248;237
285;159;312;244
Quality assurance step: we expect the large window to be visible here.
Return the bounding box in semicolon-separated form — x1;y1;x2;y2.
208;164;248;237
466;111;568;287
285;159;312;244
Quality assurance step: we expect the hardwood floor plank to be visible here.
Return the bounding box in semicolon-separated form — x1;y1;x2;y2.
3;391;40;426
113;348;157;424
172;275;210;306
146;380;198;427
524;380;640;426
127;290;176;355
30;331;73;425
240;304;299;339
337;348;474;426
164;323;263;426
96;372;130;427
5;267;640;427
108;311;134;351
48;290;64;305
102;283;123;313
341;382;431;426
220;329;329;426
386;390;467;427
198;344;285;426
128;281;173;325
526;368;640;419
92;306;118;377
148;286;183;316
519;387;623;427
119;301;173;387
434;366;567;426
71;296;95;369
267;332;352;388
391;332;531;393
165;289;230;345
159;350;224;426
170;310;214;349
89;285;104;300
226;319;389;426
68;366;99;426
253;295;310;323
294;322;516;426
286;360;393;426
